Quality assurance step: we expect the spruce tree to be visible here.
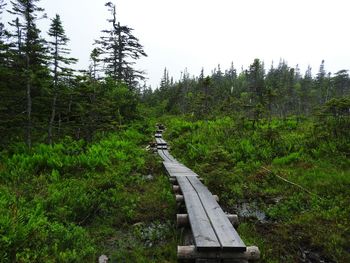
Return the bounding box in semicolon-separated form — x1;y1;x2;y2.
0;0;9;78
9;0;48;147
96;2;147;87
315;60;327;104
89;47;101;80
160;67;170;90
47;14;76;144
332;70;349;98
0;0;12;145
0;0;7;55
247;59;265;125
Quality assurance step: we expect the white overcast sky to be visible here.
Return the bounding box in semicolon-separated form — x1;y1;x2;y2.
4;0;350;88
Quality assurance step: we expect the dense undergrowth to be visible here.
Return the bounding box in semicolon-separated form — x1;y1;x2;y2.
0;123;177;262
163;116;350;263
1;112;349;263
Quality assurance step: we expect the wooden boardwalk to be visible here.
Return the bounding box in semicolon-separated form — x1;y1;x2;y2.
154;125;260;262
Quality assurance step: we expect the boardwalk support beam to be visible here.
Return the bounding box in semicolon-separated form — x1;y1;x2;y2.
177;246;260;261
172;185;181;193
169;178;177;184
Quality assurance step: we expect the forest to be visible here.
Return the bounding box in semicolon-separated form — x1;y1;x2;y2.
0;0;349;262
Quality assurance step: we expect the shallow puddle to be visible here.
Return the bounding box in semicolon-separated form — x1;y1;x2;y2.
231;201;267;223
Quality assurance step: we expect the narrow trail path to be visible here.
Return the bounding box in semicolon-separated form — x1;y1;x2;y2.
154;126;260;263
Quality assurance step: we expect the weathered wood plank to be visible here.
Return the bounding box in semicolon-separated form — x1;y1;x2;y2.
155;138;167;144
163;162;198;177
164;165;193;173
176;213;238;228
157;145;168;150
162;150;178;162
158;150;170;162
159;138;167;145
161;151;174;162
163;162;192;169
176;176;221;251
187;176;246;252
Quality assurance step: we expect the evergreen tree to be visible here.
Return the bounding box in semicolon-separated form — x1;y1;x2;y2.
315;60;329;104
332;70;349;98
224;62;238;97
247;59;265;125
96;2;147;87
89;47;101;80
47;14;76;144
265;64;278;117
298;65;313;115
9;0;48;147
0;0;9;76
160;67;170;90
0;0;13;145
248;59;265;104
0;0;7;56
199;67;204;82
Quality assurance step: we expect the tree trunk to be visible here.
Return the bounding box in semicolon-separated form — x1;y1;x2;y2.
48;93;57;144
49;35;59;145
58;113;62;138
26;54;31;148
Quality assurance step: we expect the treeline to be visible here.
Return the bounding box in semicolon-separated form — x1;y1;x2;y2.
0;0;146;149
144;59;350;122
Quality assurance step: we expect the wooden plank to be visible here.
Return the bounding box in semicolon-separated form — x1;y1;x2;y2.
158;150;171;162
157;145;167;150
161;150;177;163
156;138;167;146
163;163;198;177
187;177;246;252
176;177;221;251
164;165;193;173
161;151;173;162
166;170;197;177
162;150;178;162
163;162;191;170
159;138;167;145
